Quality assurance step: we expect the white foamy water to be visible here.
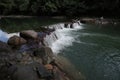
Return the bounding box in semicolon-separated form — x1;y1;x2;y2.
0;29;19;43
7;33;19;38
49;23;83;53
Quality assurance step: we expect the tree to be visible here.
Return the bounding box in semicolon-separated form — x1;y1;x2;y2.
0;0;120;17
0;0;15;14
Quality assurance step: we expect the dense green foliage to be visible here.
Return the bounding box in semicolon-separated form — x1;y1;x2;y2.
0;0;120;17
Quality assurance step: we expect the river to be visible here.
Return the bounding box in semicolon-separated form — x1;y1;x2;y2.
1;17;120;80
57;23;120;80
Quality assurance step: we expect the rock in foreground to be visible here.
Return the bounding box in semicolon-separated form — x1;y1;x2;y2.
8;35;27;46
20;30;38;39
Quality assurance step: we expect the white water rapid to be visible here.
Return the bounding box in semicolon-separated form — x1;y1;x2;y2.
44;22;83;53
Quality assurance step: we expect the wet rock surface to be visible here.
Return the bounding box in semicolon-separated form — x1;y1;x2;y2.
0;41;12;52
8;35;27;46
0;22;84;80
20;30;38;39
0;44;68;80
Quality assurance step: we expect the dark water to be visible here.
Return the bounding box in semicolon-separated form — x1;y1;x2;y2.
60;23;120;80
0;17;67;32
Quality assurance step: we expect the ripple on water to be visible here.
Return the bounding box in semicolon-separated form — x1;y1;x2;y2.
95;48;120;80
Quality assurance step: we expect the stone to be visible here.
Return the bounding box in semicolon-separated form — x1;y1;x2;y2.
64;23;69;28
8;35;27;46
20;30;38;39
19;41;41;52
12;64;40;80
0;41;13;80
70;23;74;28
0;41;12;52
33;47;54;64
11;63;53;80
35;63;53;79
38;32;46;39
44;64;53;70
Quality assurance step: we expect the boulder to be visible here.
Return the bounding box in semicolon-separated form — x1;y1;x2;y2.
19;41;41;52
0;41;12;52
33;47;54;64
20;30;38;39
11;63;53;80
11;64;40;80
8;35;27;46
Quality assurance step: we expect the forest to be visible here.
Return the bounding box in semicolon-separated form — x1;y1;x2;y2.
0;0;120;17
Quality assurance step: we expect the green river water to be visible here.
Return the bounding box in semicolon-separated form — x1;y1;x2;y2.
60;23;120;80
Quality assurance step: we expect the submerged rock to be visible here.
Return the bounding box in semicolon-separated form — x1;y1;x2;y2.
52;55;85;80
20;30;38;39
8;35;27;46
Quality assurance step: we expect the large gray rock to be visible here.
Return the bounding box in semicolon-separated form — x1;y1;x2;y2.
20;30;38;39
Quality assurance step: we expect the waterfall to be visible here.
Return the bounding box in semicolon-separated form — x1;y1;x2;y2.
0;21;83;54
43;22;83;53
43;23;64;47
44;32;58;46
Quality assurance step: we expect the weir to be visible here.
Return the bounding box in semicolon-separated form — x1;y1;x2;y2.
43;22;83;53
0;21;82;53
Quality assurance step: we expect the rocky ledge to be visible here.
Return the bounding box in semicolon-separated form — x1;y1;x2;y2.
0;23;84;80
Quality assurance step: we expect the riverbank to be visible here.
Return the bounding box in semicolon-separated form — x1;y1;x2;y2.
80;17;120;24
0;21;85;80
